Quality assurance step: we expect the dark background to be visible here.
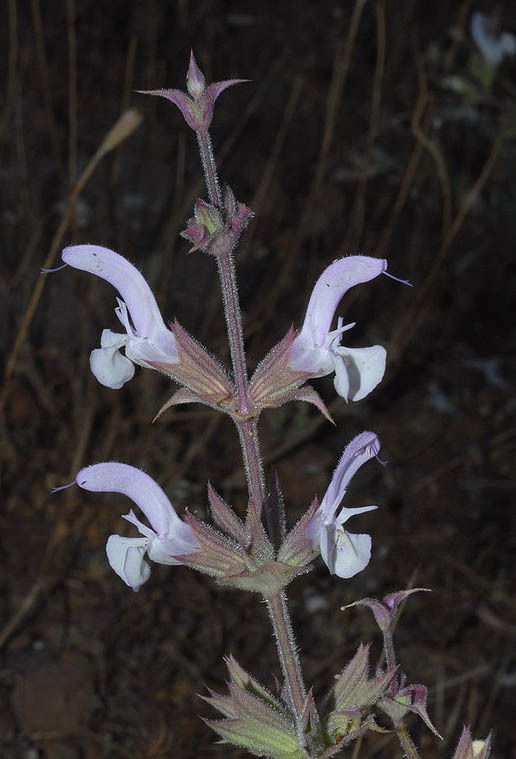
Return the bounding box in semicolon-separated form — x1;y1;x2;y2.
1;1;515;757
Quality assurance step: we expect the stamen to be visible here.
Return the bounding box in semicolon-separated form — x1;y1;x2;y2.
51;479;76;493
375;454;388;467
41;263;68;274
327;319;356;342
383;270;413;287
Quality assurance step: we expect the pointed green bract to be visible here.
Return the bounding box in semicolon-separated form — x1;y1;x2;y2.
277;498;319;568
204;657;304;758
225;654;287;714
333;643;396;712
451;726;492;759
326;643;396;743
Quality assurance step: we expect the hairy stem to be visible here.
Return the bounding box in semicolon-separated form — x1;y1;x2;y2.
236;417;265;507
396;723;421;759
266;592;306;723
197;129;250;416
195;125;308;734
217;249;251;416
196;131;221;206
383;630;396;672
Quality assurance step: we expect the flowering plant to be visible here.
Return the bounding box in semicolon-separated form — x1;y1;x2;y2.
50;52;491;758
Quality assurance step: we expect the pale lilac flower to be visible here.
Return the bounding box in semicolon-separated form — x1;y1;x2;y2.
62;244;178;389
288;256;387;402
139;51;246;134
471;12;516;67
76;462;199;591
309;431;380;578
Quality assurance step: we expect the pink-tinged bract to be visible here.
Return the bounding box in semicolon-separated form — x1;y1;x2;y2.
452;726;492;759
343;588;431;633
139;52;247;134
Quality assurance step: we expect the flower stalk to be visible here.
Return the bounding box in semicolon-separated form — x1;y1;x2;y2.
194;97;309;739
197;131;222;206
265;591;307;728
236;417;265;509
396;722;421;759
383;630;396;672
216;249;251;416
196;126;251;417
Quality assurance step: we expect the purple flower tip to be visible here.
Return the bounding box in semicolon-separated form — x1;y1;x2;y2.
51;479;77;494
383;270;413;287
41;263;68;274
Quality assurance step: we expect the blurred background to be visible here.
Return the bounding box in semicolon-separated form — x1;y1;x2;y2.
1;1;515;757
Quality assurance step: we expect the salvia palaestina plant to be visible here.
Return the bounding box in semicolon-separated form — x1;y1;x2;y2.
50;52;492;759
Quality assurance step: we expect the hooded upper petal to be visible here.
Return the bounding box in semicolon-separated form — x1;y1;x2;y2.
320;432;380;523
62;245;176;352
294;256;387;350
76;462;194;539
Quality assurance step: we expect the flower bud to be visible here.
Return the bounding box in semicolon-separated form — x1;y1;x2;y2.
451;726;492;759
139;52;247;134
327;643;396;744
378;680;442;739
185;50;205;98
342;588;431;633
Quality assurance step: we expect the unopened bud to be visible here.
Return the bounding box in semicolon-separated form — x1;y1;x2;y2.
139;52;247;134
451;726;492;759
342;588;431;633
186;50;206;98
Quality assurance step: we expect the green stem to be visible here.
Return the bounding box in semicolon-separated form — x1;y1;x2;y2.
235;417;265;508
266;592;307;724
196;131;221;206
216;249;252;417
383;630;396;672
197;130;251;418
396;723;421;759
